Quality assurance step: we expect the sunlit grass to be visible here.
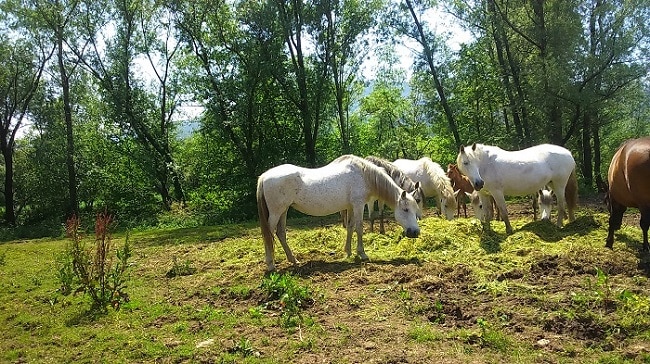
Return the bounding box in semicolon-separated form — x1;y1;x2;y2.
0;206;648;363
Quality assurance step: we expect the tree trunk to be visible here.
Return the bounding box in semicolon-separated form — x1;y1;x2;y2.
57;28;79;217
1;134;16;226
581;111;593;187
405;0;460;149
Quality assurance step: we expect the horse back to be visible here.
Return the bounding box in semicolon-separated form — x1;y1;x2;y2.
608;137;650;208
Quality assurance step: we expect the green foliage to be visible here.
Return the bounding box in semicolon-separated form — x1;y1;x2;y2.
476;318;512;352
165;257;196;278
260;272;313;328
58;213;131;311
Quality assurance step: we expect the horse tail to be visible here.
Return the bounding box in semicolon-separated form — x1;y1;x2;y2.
565;168;578;221
256;177;275;256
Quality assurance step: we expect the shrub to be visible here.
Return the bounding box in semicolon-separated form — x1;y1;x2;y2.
260;273;313;327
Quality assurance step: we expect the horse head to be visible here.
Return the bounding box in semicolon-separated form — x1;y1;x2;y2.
394;190;421;238
457;144;485;191
538;189;553;221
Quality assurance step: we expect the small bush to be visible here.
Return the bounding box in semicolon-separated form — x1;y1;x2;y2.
165;257;197;278
58;212;131;311
260;273;313;327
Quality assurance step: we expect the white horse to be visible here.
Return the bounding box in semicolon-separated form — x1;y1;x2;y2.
467;190;497;223
537;189;553;221
468;189;553;223
457;143;578;234
257;155;422;271
392;157;458;220
364;156;425;234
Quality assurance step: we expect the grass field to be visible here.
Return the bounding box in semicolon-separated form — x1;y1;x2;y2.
1;202;650;363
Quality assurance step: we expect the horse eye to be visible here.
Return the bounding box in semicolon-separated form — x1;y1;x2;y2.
415;199;421;203
479;204;483;209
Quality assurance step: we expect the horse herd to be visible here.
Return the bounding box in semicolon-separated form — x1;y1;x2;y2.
257;138;650;271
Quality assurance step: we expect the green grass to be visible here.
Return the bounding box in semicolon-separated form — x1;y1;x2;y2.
1;207;649;363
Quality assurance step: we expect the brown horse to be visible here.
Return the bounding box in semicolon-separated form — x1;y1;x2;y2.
606;137;650;252
447;164;474;217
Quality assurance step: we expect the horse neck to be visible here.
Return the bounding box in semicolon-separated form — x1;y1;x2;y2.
423;160;452;196
362;163;402;207
368;156;414;192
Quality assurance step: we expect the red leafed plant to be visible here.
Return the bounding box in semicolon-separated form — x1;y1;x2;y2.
58;211;131;311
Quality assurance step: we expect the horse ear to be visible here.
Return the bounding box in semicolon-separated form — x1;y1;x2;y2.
401;190;407;199
459;145;465;154
471;143;477;151
538;189;543;195
414;181;420;189
465;191;472;198
454;190;460;198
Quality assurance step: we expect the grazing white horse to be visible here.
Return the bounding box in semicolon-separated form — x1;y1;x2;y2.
364;156;425;234
392;157;458;220
257;155;422;271
457;143;578;234
467;190;498;223
538;189;553;221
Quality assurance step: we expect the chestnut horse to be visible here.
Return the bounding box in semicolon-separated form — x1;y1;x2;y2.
606;137;650;252
447;164;474;217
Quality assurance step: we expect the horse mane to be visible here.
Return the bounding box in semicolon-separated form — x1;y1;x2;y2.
365;156;417;191
338;155;402;206
421;157;454;198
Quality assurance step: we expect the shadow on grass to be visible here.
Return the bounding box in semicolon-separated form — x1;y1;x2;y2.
479;226;506;254
518;215;600;242
65;306;109;327
281;256;422;277
131;224;255;247
610;231;650;276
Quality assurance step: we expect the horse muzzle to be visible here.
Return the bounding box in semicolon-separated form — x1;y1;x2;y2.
405;227;420;238
473;179;484;191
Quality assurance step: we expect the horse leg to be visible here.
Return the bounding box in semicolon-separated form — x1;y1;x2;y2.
462;194;467;218
491;191;512;234
352;205;369;260
532;194;539;221
379;201;386;234
606;201;626;249
640;208;650;252
345;207;355;257
264;211;283;271
554;187;567;228
276;211;299;265
368;201;376;233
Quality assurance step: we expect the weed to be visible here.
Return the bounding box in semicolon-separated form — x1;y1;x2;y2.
58;213;131;311
476;318;511;352
227;338;257;357
0;250;6;266
260;272;313;328
408;324;443;343
228;285;252;299
165;257;197;278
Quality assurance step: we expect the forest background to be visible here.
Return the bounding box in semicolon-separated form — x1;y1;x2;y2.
0;0;649;237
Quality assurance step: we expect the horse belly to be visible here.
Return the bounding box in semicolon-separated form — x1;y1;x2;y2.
292;173;364;216
488;173;550;196
610;169;650;208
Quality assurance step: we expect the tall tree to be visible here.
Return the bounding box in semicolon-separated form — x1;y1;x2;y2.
0;28;54;225
73;0;186;210
395;0;461;149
